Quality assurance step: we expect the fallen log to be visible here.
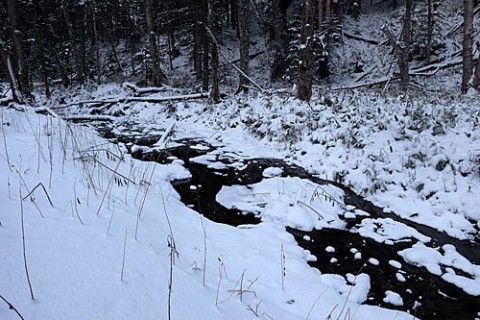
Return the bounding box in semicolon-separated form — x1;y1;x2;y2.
332;76;399;90
62;115;117;122
122;82;170;97
334;56;464;90
60;91;210;107
343;31;382;45
153;122;176;149
409;57;463;76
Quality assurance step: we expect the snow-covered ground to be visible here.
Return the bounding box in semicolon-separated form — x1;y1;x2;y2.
0;99;425;319
2;82;479;319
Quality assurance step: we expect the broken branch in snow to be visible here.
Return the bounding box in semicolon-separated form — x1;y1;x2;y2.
332;76;400;90
153;122;176;149
205;27;264;93
409;57;463;76
447;5;480;36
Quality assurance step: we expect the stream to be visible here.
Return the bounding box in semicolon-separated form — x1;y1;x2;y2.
94;121;479;320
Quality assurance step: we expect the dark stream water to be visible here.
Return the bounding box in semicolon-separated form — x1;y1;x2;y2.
96;123;480;320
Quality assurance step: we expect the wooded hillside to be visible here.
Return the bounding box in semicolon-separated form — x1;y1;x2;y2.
1;0;479;102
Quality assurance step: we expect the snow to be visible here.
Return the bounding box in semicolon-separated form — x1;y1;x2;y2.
396;273;407;283
388;260;402;269
262;166;283;178
399;243;444;276
325;246;336;253
0;107;421;320
356;218;431;244
398;243;480;295
383;290;404;307
368;258;380;266
216;176;346;231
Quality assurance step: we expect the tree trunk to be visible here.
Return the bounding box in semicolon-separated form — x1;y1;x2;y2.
92;1;101;84
194;22;203;80
230;0;238;28
202;0;209;91
208;0;219;102
270;0;288;81
4;53;19;102
237;0;250;93
399;0;413;91
210;40;220;103
145;0;162;87
7;0;31;98
318;0;324;32
325;0;331;23
426;0;433;64
462;0;474;94
473;42;480;89
297;0;314;101
78;4;86;83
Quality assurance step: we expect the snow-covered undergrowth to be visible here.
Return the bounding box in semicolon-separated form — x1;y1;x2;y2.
1;106;422;319
234;90;480;241
242;91;480;241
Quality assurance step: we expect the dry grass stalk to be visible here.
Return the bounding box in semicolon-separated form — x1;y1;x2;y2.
19;189;35;300
305;288;329;320
47;116;54;188
106;203;115;235
201;217;207;287
0;292;26;320
167;235;177;320
73;180;84;225
96;158;122;216
22;182;54;207
281;242;286;291
15;171;48;218
121;228;128;282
